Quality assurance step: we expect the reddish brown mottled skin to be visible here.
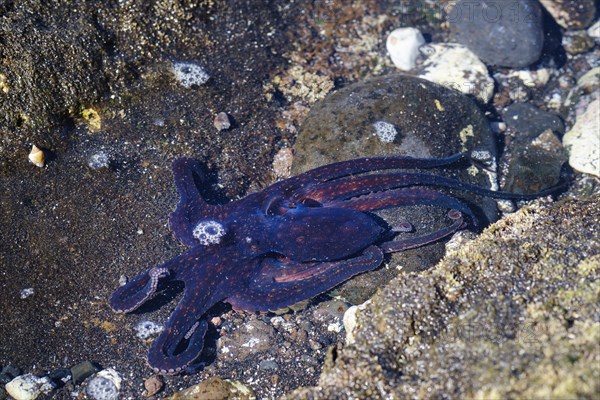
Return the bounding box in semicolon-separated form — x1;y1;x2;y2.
109;154;562;374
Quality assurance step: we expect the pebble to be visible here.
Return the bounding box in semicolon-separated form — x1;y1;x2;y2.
450;0;544;68
418;43;494;103
168;377;256;400
70;361;99;385
272;147;294;179
588;19;600;40
343;300;371;345
88;151;110;170
85;369;121;400
213;112;231;131
539;0;597;29
143;375;164;397
562;31;595;54
217;319;275;361
28;145;45;168
171;61;210;88
258;360;279;371
386;27;425;71
5;374;54;400
563;98;600;177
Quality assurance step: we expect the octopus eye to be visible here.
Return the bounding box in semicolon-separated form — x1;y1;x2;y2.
192;220;226;245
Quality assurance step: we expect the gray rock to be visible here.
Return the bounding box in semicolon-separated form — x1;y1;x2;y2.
284;196;600;399
292;73;499;303
450;0;545;68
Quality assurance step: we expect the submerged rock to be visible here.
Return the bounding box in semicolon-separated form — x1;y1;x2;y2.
285;195;600;399
292;73;499;303
450;0;545;68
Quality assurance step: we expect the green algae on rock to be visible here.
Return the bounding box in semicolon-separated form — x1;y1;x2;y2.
285;195;600;399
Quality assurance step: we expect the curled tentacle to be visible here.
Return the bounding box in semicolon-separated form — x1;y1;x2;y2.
380;210;465;253
109;267;170;313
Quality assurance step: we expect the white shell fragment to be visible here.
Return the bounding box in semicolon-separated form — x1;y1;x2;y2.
28;145;45;167
386;27;425;71
5;374;53;400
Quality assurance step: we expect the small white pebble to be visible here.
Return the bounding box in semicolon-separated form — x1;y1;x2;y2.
372;121;398;143
20;288;34;299
214;112;231;131
171;62;210;88
5;374;53;400
88;152;110;170
386;27;425;71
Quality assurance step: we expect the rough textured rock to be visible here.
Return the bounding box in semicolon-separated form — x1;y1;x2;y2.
502;103;567;193
450;0;545;68
292;73;499;303
539;0;597;29
285;195;600;399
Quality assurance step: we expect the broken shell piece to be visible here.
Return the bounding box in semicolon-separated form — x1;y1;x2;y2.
28;145;45;167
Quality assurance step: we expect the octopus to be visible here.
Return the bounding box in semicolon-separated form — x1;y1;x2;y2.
109;153;561;374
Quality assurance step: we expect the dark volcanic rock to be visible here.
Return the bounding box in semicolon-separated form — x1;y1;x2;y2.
450;0;545;68
292;73;499;303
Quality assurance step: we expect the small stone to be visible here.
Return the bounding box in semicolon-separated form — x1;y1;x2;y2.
88;151;110;170
272;147;294;179
168;377;255;400
450;0;544;68
418;43;494;103
5;374;54;400
343;300;371;345
85;369;121;400
258;360;279;371
19;288;34;299
539;0;597;29
81;107;102;132
562;30;595;54
213;112;231;131
563;98;600;176
587;19;600;40
144;375;163;397
171;62;210;88
28;145;45;168
70;361;99;385
386;27;425;71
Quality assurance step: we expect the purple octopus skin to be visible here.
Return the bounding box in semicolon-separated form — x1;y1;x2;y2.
109;153;562;374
